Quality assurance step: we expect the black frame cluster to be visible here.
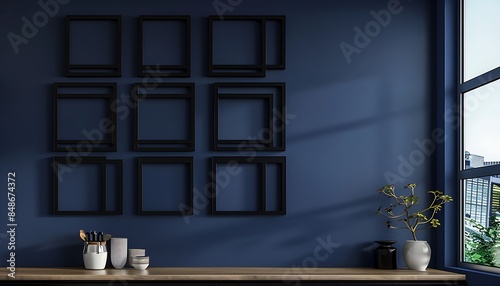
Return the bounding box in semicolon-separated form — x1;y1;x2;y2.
55;15;196;216
66;15;192;78
54;14;287;216
209;15;287;215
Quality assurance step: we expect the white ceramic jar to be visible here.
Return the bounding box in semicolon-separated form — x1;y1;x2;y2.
83;242;107;270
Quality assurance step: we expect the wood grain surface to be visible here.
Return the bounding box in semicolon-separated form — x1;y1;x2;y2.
0;267;466;281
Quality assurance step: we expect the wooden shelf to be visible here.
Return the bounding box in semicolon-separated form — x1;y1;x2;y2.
0;267;466;281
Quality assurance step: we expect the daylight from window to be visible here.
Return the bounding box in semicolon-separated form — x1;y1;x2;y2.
464;79;500;163
462;0;500;269
463;0;500;81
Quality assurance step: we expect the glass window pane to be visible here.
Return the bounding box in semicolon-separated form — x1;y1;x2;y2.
463;80;500;169
464;0;500;81
463;177;500;268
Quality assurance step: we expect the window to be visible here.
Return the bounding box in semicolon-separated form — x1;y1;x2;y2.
460;0;500;271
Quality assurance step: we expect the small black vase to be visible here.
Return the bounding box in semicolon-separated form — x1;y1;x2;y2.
373;240;397;269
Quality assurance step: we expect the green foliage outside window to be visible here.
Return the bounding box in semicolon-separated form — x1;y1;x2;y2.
464;217;500;267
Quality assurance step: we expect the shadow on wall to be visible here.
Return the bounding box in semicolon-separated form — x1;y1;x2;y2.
145;193;381;267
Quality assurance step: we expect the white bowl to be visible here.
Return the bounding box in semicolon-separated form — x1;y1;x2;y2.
128;249;145;267
132;263;149;270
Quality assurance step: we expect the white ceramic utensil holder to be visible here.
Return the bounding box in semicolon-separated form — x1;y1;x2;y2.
83;242;107;270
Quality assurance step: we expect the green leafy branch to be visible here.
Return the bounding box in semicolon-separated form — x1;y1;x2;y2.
464;217;500;267
377;183;453;241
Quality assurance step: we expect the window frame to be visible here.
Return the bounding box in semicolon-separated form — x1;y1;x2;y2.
458;0;500;274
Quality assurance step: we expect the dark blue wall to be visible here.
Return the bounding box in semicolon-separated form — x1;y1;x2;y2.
0;0;437;268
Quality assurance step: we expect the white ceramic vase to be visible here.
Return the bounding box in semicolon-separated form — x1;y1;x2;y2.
110;238;127;269
402;240;431;271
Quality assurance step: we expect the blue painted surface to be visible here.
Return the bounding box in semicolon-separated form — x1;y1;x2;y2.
0;0;439;269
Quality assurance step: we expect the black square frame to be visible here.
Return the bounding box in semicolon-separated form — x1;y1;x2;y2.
137;157;194;216
208;15;286;77
213;82;286;151
211;156;286;215
139;15;191;77
65;15;122;77
53;156;123;215
53;82;117;152
215;93;273;148
133;83;195;151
